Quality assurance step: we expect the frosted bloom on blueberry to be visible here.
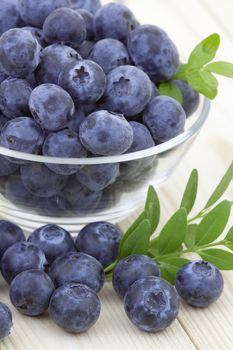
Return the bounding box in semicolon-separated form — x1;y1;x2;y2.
175;260;224;307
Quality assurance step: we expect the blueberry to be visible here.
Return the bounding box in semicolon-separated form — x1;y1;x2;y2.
36;193;71;217
119;156;158;188
0;114;10;135
104;65;153;116
49;283;101;333
0;114;9;131
0;220;25;259
0;176;8;196
43;8;86;48
94;3;138;43
0;0;22;36
49;252;105;292
125;121;155;170
126;82;160;124
120;121;155;179
151;82;160;99
19;0;70;28
0;117;44;157
68;107;86;133
89;39;129;74
0;302;13;340
79;110;133;156
43;129;87;175
5;173;39;209
172;80;200;117
29;84;75;131
21;163;68;198
0;156;19;177
70;0;101;14
78;40;95;58
112;255;160;298
94;185;121;212
124;276;180;332
35;44;81;85
81;103;96;115
25;72;37;88
128;25;179;83
143;96;186;144
63;176;102;214
75;222;122;267
127;122;155;153
59;60;106;104
0;70;8;85
1;241;47;284
76;9;94;41
175;260;224;307
0;29;40;78
28;224;75;264
10;269;55;316
0;78;32;119
76;162;120;191
22;26;46;47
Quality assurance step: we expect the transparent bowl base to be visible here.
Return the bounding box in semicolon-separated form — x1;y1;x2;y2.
0;172;170;236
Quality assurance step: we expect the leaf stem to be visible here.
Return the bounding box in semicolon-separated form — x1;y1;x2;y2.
153;239;226;261
105;273;113;281
188;208;209;223
104;260;118;274
153;248;193;261
188;201;232;224
195;240;226;252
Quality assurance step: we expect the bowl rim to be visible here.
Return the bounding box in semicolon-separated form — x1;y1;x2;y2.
0;97;211;165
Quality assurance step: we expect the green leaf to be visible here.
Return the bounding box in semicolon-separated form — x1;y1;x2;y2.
119;219;151;258
225;242;233;251
205;61;233;78
148;236;159;256
159;82;183;104
199;248;233;270
119;211;148;251
144;186;160;235
119;186;159;258
173;64;188;80
149;239;183;257
158;208;187;254
225;226;233;242
186;69;218;100
205;161;233;208
180;169;198;214
195;200;231;246
174;245;183;253
188;33;220;69
184;224;198;248
158;257;190;284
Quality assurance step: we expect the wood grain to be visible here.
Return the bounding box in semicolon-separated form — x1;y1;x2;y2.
0;0;233;349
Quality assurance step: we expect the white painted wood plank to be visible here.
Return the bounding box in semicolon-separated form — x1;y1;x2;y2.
0;278;196;350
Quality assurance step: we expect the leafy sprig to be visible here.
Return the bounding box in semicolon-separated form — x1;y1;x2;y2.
159;33;233;101
105;161;233;284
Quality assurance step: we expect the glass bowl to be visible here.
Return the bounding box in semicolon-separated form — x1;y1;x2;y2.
0;96;210;234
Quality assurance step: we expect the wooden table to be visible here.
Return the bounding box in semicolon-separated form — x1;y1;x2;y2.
1;0;233;349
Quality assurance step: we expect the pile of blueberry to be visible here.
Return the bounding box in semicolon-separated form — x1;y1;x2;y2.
0;219;224;338
0;0;200;217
